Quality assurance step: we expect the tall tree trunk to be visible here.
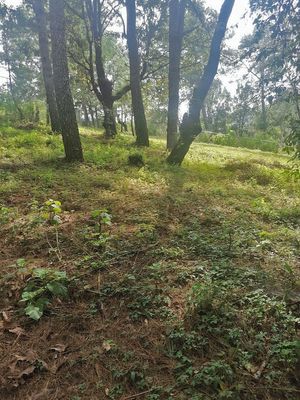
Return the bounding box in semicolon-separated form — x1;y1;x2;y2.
260;68;267;131
131;112;135;136
32;0;60;132
82;0;131;138
89;104;95;127
83;105;90;126
103;101;117;137
46;101;50;125
167;0;186;150
202;104;209;131
34;104;40;123
89;0;117;138
126;0;149;147
49;0;84;162
167;0;235;165
95;107;100;128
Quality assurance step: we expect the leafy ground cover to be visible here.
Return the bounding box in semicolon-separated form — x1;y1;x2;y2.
0;126;299;400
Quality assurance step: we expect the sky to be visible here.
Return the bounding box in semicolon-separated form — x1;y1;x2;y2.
207;0;253;47
205;0;253;93
0;0;254;93
3;0;20;6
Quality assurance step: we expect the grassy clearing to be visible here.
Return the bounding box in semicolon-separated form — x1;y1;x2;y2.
0;125;299;400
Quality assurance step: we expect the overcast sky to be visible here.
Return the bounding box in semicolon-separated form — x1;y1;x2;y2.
0;0;253;92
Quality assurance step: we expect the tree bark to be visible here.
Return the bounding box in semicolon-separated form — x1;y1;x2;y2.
95;107;100;128
83;105;90;126
89;104;95;127
202;104;209;130
103;101;117;138
49;0;84;162
131;112;135;136
126;0;149;146
32;0;60;132
167;0;235;165
260;68;267;131
167;0;186;150
86;0;117;138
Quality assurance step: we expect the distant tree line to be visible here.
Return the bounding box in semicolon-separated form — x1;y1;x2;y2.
0;0;299;162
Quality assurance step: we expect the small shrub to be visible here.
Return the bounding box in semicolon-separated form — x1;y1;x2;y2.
84;209;112;249
41;199;62;225
21;268;69;320
128;153;145;167
0;205;12;224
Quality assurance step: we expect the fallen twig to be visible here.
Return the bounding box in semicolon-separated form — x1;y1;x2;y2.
121;388;154;400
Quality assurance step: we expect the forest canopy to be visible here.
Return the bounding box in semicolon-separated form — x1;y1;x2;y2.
0;0;299;162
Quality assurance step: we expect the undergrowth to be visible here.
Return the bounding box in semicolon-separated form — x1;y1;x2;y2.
0;125;299;400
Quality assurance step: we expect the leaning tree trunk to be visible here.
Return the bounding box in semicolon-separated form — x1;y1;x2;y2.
126;0;149;147
32;0;60;132
49;0;83;162
167;0;186;150
167;0;235;165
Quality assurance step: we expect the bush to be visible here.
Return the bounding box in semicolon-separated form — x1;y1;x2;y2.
21;268;69;320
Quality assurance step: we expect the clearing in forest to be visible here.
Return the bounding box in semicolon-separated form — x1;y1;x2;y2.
0;127;299;400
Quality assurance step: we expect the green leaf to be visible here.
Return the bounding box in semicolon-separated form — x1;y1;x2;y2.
46;281;68;297
41;212;50;220
25;304;43;320
16;258;26;268
21;288;44;301
33;268;49;280
91;209;102;219
53;271;67;280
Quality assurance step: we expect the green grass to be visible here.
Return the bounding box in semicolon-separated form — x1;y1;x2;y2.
198;131;280;153
0;125;299;400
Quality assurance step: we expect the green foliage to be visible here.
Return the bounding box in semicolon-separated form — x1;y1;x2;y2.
0;126;299;399
168;263;300;399
0;205;12;224
41;199;62;225
286;119;300;159
199;131;280;153
21;268;69;320
85;209;112;249
99;269;172;321
128;153;145;167
91;209;112;230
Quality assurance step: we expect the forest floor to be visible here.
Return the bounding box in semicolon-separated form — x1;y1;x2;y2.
0;125;299;400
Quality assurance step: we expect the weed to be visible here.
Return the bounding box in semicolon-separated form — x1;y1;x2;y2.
21;268;69;320
99;271;172;321
41;199;62;225
84;209;112;249
168;263;300;399
0;126;299;399
0;205;13;224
